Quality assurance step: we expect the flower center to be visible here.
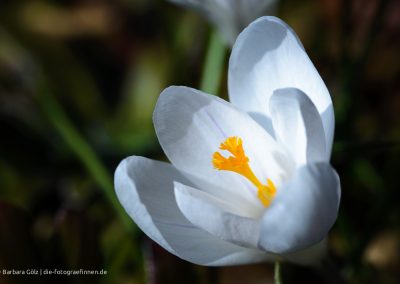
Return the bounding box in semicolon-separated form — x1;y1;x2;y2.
212;136;276;207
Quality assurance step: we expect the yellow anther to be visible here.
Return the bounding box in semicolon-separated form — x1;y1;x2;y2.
212;136;276;207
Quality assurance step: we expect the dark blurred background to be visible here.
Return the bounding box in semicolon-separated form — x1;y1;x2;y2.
0;0;399;283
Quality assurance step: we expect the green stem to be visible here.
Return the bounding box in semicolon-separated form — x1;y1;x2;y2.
37;82;134;233
274;260;282;284
200;29;227;95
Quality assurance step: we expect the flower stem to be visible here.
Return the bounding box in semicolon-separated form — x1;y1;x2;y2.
200;29;226;95
274;260;282;284
37;82;134;233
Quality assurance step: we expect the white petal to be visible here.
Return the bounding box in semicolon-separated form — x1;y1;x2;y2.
284;238;327;266
259;162;340;254
168;0;278;45
269;88;328;166
115;156;272;266
167;0;237;44
211;0;279;45
174;182;274;253
153;86;294;214
236;0;278;22
229;16;334;153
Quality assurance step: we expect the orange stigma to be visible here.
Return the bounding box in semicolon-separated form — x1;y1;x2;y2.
212;136;276;207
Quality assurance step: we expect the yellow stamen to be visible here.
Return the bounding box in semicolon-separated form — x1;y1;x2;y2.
212;136;276;207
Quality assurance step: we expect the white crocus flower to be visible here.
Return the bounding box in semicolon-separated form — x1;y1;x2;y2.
115;16;341;266
168;0;278;45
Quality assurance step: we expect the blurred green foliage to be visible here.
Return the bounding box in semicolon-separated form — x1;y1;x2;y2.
0;0;399;283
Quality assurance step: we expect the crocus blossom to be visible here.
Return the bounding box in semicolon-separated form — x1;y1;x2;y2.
168;0;278;45
115;16;341;266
